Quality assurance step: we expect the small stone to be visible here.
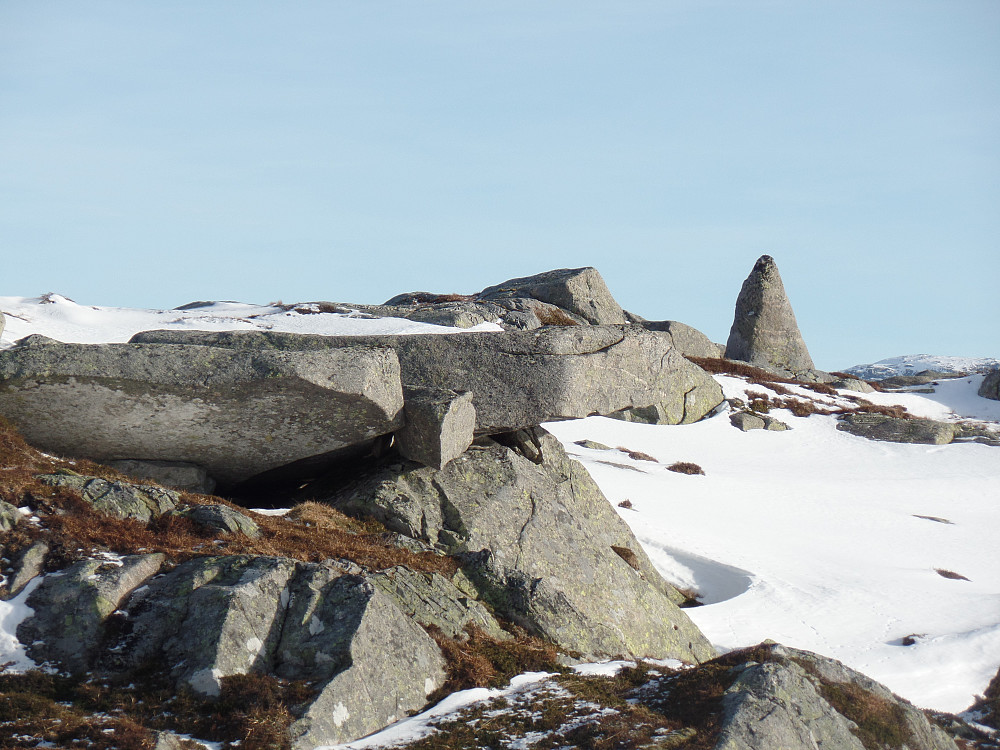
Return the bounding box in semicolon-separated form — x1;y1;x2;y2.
730;412;767;431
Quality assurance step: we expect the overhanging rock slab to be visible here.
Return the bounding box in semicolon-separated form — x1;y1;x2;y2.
0;335;404;486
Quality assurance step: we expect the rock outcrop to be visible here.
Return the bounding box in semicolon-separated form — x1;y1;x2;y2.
477;267;627;325
37;473;179;522
980;369;1000;401
322;427;715;664
712;643;957;750
0;499;20;532
630;318;724;359
395;386;476;469
725;255;816;376
130;326;724;435
837;413;956;445
106;459;217;494
0;335;405;487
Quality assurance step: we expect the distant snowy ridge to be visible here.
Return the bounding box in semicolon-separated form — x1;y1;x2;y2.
845;353;1000;380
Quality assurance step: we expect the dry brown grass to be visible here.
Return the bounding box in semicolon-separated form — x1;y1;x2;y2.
667;462;705;476
815;680;911;749
617;499;633;509
425;624;564;704
617;446;658;462
935;569;970;581
534;306;581;326
0;420;456;576
686;357;795;394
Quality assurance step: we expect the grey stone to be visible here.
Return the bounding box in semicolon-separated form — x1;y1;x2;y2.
725;255;816;376
324;428;714;664
730;412;766;431
128;326;725;434
0;336;404;487
106;459;216;494
103;555;299;695
37;474;179;522
979;369;1000;401
178;504;261;538
18;553;164;673
715;644;958;750
831;377;876;394
402;305;492;329
477;267;627;325
607;352;722;426
4;540;49;599
763;415;790;431
635;320;724;359
275;563;447;749
0;499;20;532
837;413;955;445
882;370;965;388
371;565;508;640
395;387;476;470
574;439;611;451
484;297;589;329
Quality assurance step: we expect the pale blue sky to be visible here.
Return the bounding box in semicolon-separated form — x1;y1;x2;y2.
2;1;997;369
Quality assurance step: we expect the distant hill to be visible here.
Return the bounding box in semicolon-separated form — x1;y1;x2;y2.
845;353;1000;380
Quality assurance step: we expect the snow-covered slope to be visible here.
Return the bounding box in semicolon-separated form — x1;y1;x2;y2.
545;376;1000;714
0;294;501;349
845;353;1000;380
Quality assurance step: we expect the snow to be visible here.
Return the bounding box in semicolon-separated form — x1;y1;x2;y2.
0;577;43;671
845;353;1000;380
544;376;1000;714
0;294;502;349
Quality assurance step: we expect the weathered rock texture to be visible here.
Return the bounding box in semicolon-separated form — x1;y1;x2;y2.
80;554;449;747
725;255;815;376
631;319;724;359
831;377;876;394
37;474;179;522
979;369;1000;401
107;459;216;494
130;327;724;434
18;554;164;673
837;413;955;445
177;504;261;538
714;643;957;750
395;387;476;469
323;428;715;664
0;335;404;486
0;498;20;532
3;540;48;599
477;266;627;325
729;412;789;432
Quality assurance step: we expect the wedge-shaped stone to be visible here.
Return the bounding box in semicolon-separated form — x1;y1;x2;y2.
18;553;164;673
477;266;627;325
0;336;404;486
395;387;475;469
324;428;715;664
129;326;723;434
276;562;447;748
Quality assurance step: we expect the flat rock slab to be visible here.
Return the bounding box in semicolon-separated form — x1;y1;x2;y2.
477;266;626;325
323;428;715;664
0;336;404;486
129;326;723;434
837;413;955;445
37;473;179;522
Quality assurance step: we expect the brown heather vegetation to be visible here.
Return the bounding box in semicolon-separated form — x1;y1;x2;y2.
0;418;456;578
667;462;705;476
0;668;315;750
534;306;582;326
617;446;659;462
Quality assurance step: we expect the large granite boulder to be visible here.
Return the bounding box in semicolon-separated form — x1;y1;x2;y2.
632;319;724;359
322;427;715;664
979;369;1000;401
106;459;217;494
18;553;165;674
130;326;724;434
713;644;957;750
477;267;627;325
395;387;476;469
837;413;955;445
725;255;816;376
0;335;405;487
275;562;447;748
37;473;179;522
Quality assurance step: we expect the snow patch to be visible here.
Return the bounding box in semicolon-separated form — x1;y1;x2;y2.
0;576;43;671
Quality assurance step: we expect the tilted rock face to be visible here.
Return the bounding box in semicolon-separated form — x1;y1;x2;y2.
395;386;476;469
979;369;1000;401
714;643;958;750
323;428;715;664
106;459;217;494
18;554;165;674
0;335;404;486
477;266;627;325
130;326;724;435
725;255;816;375
632;319;724;359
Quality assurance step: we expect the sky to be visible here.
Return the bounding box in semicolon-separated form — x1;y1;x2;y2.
1;1;998;370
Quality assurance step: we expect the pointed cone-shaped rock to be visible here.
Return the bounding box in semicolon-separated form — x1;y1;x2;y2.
725;255;815;374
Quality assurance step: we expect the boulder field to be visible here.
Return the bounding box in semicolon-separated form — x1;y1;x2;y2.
0;264;978;748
